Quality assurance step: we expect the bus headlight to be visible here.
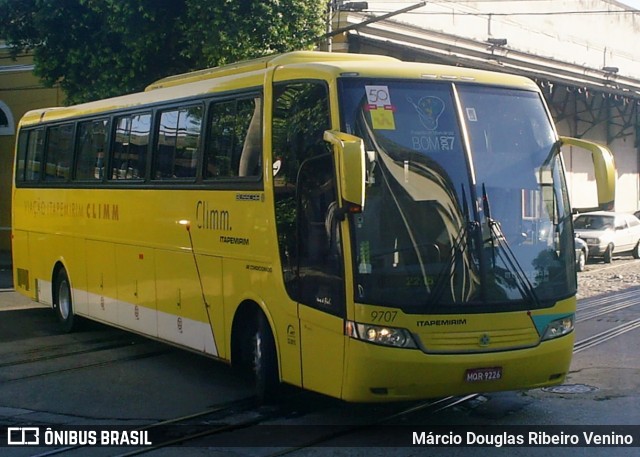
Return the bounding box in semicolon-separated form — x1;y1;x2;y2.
541;315;574;341
345;321;418;349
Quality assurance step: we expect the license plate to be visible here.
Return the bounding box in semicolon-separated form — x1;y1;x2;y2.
464;367;502;383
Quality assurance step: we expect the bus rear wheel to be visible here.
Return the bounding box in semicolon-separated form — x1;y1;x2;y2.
252;312;280;404
53;268;76;333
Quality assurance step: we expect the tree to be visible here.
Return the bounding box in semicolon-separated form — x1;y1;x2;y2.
180;0;326;67
0;0;325;104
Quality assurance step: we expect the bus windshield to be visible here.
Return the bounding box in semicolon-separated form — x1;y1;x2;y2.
339;80;574;312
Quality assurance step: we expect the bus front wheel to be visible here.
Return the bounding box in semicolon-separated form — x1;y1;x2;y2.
53;268;76;333
252;312;280;403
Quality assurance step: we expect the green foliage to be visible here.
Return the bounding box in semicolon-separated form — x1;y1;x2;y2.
181;0;325;67
0;0;325;104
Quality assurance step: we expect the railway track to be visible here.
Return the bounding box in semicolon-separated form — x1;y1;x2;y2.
576;286;640;322
573;317;640;354
111;394;481;456
24;397;259;457
5;286;640;456
262;394;481;457
574;285;640;353
0;335;170;384
16;389;481;456
0;334;147;368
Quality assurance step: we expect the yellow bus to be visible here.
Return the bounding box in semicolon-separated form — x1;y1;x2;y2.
12;51;615;402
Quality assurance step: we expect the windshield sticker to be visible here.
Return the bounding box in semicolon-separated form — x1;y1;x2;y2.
358;241;372;274
365;85;396;130
366;85;391;106
407;96;445;130
411;135;456;152
466;107;478;122
406;96;456;152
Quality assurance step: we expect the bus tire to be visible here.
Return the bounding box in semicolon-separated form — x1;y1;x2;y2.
53;268;76;333
253;312;280;404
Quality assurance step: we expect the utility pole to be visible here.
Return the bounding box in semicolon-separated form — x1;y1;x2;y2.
324;1;427;52
325;1;369;52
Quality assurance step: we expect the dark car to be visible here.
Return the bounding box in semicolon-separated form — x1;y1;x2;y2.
575;237;588;272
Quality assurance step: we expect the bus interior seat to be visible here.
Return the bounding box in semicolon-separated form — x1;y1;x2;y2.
238;98;262;177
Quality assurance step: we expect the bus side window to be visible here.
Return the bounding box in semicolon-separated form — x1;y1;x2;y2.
153;105;202;180
17;128;44;182
111;113;151;180
75;119;108;181
44;123;74;181
15;131;27;182
204;95;262;179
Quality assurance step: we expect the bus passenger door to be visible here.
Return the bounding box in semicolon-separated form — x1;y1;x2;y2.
296;154;346;398
272;80;345;398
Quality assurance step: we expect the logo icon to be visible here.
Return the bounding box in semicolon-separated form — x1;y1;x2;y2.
478;334;491;347
7;427;40;445
408;96;445;130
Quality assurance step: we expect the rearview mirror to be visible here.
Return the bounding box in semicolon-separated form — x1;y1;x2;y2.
560;137;616;211
323;130;366;212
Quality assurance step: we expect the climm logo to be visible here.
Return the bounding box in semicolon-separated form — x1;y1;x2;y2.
87;203;119;220
23;200;119;221
196;201;231;231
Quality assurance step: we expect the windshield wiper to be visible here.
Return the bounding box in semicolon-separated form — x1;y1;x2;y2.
542;139;563;168
482;184;542;308
429;185;479;304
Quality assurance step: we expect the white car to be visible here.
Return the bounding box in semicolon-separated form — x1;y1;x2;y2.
574;211;640;263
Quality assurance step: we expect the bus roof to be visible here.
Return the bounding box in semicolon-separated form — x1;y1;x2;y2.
19;51;539;127
144;51;399;90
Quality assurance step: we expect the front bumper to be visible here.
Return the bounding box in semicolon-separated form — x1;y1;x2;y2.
340;333;574;402
586;243;607;257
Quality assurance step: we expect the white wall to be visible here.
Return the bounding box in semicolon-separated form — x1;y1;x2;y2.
367;1;640;80
363;0;640;212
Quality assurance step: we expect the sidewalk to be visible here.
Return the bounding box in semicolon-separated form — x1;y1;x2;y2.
0;250;43;310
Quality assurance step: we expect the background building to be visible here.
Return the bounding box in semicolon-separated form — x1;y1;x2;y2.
2;1;640;260
0;42;62;255
331;0;640;212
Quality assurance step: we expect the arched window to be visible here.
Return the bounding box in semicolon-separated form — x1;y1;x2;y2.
0;101;15;136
